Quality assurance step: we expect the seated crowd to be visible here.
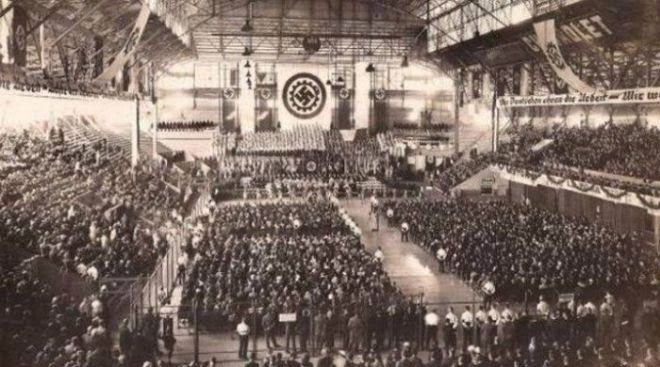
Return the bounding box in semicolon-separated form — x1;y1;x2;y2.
157;121;217;131
446;122;660;196
0;75;134;100
179;201;442;354
384;199;659;303
0;128;192;367
236;126;326;154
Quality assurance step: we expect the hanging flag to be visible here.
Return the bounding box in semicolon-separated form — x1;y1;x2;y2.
533;19;596;94
94;1;150;82
12;5;28;67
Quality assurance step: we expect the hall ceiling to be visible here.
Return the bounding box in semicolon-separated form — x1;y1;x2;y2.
188;0;434;62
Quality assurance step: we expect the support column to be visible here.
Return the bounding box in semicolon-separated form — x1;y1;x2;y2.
0;0;13;64
153;96;159;160
492;105;499;152
132;97;140;167
454;76;460;154
654;214;660;254
239;60;255;134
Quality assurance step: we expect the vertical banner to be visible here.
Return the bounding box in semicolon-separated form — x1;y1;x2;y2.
512;65;522;95
94;1;150;82
255;87;274;131
94;36;104;77
222;87;237;132
372;88;388;133
472;70;482;99
12;5;27;67
336;87;352;129
533;19;596;94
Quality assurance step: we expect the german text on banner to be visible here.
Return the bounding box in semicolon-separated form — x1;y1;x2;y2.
533;19;596;94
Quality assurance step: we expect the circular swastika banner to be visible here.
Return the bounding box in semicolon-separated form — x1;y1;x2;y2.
282;73;327;119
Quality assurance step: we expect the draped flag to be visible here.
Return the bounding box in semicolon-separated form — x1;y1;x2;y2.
533;19;596;94
12;5;28;67
94;1;150;82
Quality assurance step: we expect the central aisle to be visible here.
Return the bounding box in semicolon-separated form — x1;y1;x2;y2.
340;199;478;305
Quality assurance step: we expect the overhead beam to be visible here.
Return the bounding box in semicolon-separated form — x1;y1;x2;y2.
49;0;110;47
0;2;15;19
21;0;97;39
209;31;405;39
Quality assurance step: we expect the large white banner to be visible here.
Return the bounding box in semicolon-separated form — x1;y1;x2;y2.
534;19;596;94
498;87;660;108
94;2;150;82
276;64;332;130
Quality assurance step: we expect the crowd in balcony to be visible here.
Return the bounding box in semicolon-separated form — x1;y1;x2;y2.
0;76;135;100
157;121;217;131
430;122;660;196
0;127;193;367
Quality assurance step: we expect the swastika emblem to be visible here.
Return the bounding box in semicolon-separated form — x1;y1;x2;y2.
282;73;326;119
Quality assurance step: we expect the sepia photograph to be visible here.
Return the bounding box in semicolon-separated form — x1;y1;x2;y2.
1;0;660;366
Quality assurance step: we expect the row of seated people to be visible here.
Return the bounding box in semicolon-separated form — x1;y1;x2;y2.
178;201;403;342
0;130;191;366
0;134;187;280
215;153;386;182
236;126;326;154
1;245;162;367
212;132;237;154
157;121;217;131
382;199;660;305
325;131;383;158
429;124;546;193
532;122;660;182
500;122;660;196
0;77;134;100
0;248;118;367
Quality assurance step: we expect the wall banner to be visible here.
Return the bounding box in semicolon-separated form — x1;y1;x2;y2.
498;87;660;108
12;5;27;67
533;19;596;94
93;2;150;82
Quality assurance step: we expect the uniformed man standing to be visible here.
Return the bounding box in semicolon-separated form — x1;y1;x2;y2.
460;306;474;350
436;247;447;273
236;318;250;359
401;221;410;242
424;308;440;349
444;307;459;356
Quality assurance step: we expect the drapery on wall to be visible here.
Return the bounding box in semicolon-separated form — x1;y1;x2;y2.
508;182;654;241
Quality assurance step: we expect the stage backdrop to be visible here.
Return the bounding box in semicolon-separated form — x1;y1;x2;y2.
276;64;332;130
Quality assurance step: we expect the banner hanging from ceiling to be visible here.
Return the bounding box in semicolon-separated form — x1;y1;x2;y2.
497;87;660;108
277;65;331;130
533;19;596;94
94;1;150;82
11;5;27;67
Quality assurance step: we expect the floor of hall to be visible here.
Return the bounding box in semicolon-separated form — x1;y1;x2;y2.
165;199;478;366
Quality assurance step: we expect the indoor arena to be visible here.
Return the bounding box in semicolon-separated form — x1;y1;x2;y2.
1;0;660;366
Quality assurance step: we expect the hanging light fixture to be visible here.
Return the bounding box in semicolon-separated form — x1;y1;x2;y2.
365;63;375;73
401;55;409;68
242;47;252;57
244;60;251;68
241;19;253;32
337;76;345;83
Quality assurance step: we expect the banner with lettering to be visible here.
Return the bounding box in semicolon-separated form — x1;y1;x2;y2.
497;87;660;108
533;19;596;94
93;2;150;82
